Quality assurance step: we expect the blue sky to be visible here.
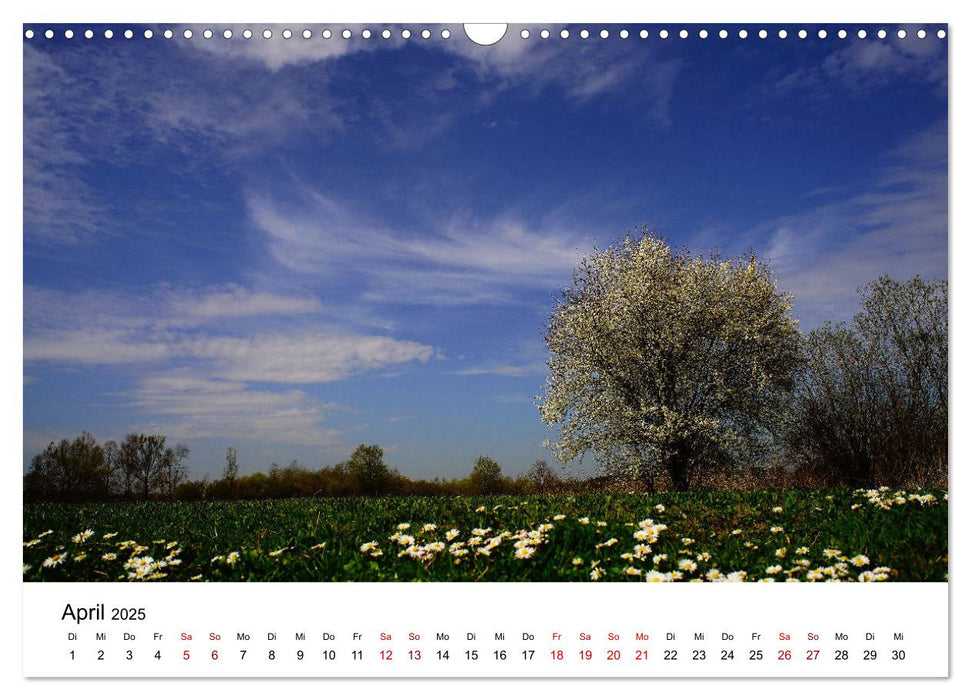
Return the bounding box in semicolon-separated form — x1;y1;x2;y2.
22;24;948;480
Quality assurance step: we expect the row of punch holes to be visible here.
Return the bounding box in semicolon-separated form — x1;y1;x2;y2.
24;26;948;42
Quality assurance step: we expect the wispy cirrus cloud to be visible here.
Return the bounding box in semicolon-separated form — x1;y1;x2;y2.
773;31;947;97
23;46;109;244
246;185;592;305
386;414;415;424
174;24;386;71
759;122;947;327
178;24;681;112
452;364;544;377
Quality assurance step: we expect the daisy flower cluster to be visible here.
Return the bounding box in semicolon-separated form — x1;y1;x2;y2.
372;519;557;565
25;528;186;581
758;545;891;582
851;487;944;510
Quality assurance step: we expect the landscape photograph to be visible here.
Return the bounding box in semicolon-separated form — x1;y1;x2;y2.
23;24;947;583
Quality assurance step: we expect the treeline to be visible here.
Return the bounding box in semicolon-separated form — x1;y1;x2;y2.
23;441;587;503
24;432;189;501
181;451;592;500
23;432;190;503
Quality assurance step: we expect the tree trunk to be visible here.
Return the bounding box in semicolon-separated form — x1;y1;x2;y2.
668;451;691;491
637;461;655;493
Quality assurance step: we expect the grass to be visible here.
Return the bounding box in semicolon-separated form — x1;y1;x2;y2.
22;487;947;582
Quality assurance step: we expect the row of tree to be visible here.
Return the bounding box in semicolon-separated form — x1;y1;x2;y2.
23;433;189;502
23;438;571;502
539;232;947;491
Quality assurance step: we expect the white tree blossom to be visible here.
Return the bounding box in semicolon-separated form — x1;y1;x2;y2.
539;231;802;490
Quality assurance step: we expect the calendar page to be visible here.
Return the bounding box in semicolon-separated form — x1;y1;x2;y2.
15;0;958;696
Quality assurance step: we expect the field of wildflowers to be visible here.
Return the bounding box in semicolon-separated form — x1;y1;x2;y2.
23;488;946;583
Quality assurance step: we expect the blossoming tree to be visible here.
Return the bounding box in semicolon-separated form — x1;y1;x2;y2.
538;231;802;491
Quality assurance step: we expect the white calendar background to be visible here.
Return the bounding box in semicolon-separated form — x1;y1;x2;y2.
23;582;948;677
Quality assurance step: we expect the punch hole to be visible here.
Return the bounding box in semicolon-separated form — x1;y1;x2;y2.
105;29;114;39
164;29;173;39
580;29;590;39
441;28;451;39
86;29;95;39
540;29;550;39
739;30;748;39
361;29;371;39
877;29;887;39
401;29;411;39
224;29;233;39
322;29;332;39
679;29;688;39
65;29;74;39
699;29;709;39
203;28;213;39
659;29;669;39
24;29;34;39
639;29;649;39
421;29;431;39
619;29;629;39
521;29;530;39
719;29;728;39
45;29;54;39
144;29;154;39
937;29;946;39
305;29;314;39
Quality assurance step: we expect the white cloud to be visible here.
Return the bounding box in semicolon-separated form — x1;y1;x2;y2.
25;330;174;364
176;24;678;108
24;285;435;382
774;32;947;97
131;373;342;446
186;333;435;383
24;282;436;448
387;415;415;423
453;364;542;377
761;123;947;327
168;286;323;320
442;25;680;115
23;46;108;244
175;24;386;71
247;186;593;305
